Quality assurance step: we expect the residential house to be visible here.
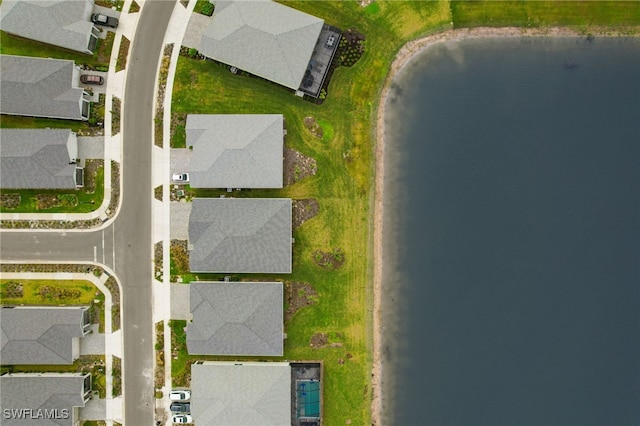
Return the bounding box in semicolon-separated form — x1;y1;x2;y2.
0;306;91;365
190;361;291;426
198;0;324;91
0;55;90;121
189;198;292;274
0;129;83;189
0;0;100;54
187;282;284;356
186;114;284;189
0;373;92;426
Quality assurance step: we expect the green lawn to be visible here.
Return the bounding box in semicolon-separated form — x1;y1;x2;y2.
0;30;114;68
0;279;102;306
0;165;104;213
171;2;452;424
0;115;90;132
451;1;640;30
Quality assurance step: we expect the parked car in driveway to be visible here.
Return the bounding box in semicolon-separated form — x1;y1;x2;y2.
170;402;190;413
326;35;336;47
172;414;193;424
80;74;104;85
91;13;118;28
172;173;189;183
169;390;191;401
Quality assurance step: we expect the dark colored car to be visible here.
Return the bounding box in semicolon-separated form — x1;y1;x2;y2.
91;13;118;28
80;74;104;85
170;403;190;413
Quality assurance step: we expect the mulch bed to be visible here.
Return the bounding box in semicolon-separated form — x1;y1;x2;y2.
2;281;23;298
170;240;189;281
284;148;318;186
154;242;163;281
285;281;318;321
304;116;323;139
0;194;20;209
292;198;319;229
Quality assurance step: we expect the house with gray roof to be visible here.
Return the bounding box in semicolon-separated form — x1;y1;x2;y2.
0;129;83;189
191;361;291;426
0;306;91;365
0;0;99;54
187;282;284;356
0;54;90;121
186;114;284;189
198;0;324;91
0;372;91;426
189;198;292;273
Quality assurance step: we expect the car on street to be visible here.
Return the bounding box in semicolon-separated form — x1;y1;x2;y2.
169;390;191;401
172;415;193;424
170;402;190;413
91;13;118;28
80;74;104;85
172;173;189;183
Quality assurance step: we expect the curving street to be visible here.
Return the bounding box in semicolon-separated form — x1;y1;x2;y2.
0;1;176;424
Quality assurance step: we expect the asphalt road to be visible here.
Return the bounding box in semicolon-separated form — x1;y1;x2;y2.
0;1;176;424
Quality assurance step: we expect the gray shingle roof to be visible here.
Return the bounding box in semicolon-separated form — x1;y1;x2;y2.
199;0;324;90
0;373;89;426
191;362;291;426
187;114;284;189
187;282;283;356
0;128;79;189
0;0;96;54
0;54;88;120
189;198;292;273
0;306;89;365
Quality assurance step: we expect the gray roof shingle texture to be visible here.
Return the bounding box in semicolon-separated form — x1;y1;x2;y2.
187;114;284;189
0;0;96;53
0;307;88;365
191;362;291;426
0;373;88;426
189;198;292;273
0;128;79;189
187;282;283;356
200;0;324;90
0;54;87;120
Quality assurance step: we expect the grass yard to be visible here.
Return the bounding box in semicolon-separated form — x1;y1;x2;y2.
171;2;452;424
451;1;640;30
0;165;104;213
0;279;103;306
0;30;114;69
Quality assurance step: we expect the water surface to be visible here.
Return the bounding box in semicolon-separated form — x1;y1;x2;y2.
381;37;640;426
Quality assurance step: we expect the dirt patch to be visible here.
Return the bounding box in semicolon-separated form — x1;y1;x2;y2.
285;281;318;321
154;241;163;281
292;198;319;229
284;148;317;186
0;194;20;209
313;248;345;270
35;194;62;210
170;240;189;281
112;96;121;136
304;116;323;139
310;332;344;349
84;159;103;194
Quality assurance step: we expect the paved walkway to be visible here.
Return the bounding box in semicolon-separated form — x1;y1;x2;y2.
80;324;107;355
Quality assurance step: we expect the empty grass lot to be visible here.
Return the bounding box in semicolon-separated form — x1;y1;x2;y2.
171;2;451;424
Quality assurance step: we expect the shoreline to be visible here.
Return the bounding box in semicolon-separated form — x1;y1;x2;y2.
370;26;639;425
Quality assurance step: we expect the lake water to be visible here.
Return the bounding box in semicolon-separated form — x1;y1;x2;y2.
380;37;640;426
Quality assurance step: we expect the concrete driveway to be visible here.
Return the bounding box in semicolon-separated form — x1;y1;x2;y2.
170;283;191;320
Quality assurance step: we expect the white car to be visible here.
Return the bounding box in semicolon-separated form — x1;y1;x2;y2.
172;414;193;424
169;390;191;401
172;173;189;182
